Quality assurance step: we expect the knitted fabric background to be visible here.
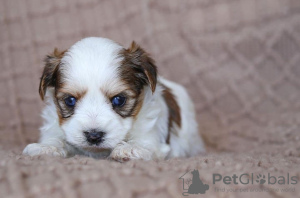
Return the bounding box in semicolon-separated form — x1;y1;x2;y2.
1;0;300;197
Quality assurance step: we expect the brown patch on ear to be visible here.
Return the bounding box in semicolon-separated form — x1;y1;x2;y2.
119;41;157;94
39;48;66;100
161;84;181;144
114;42;156;119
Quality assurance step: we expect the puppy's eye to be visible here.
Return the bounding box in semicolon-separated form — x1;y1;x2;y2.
64;96;76;107
111;95;126;107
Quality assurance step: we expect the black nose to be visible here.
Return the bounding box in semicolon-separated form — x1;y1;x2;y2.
84;130;105;144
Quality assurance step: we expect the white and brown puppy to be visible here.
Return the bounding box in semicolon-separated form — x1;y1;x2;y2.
23;37;205;162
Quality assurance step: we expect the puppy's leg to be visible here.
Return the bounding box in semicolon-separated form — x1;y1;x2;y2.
110;98;171;162
23;137;70;157
109;141;152;162
23;118;70;157
109;140;170;162
23;141;68;157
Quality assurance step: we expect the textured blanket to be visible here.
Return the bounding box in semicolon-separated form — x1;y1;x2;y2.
1;0;300;197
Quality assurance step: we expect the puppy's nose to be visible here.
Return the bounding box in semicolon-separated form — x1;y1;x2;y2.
84;130;105;144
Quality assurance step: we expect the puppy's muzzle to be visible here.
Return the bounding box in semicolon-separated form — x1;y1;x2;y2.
84;130;105;145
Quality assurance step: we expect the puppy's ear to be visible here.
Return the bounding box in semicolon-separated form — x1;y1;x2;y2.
123;41;157;93
39;48;65;100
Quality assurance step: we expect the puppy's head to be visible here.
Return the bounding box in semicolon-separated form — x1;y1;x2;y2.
39;37;157;152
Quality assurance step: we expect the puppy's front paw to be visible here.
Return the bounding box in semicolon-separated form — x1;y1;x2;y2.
109;142;152;162
23;143;67;157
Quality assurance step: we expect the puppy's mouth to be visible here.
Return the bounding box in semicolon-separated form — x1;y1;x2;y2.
66;140;112;153
81;146;111;153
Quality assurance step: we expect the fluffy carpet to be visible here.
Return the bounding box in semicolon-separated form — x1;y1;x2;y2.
1;0;300;197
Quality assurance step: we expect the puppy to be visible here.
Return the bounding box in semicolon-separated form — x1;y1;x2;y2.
23;37;205;162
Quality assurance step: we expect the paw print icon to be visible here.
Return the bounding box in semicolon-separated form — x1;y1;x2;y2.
256;174;266;184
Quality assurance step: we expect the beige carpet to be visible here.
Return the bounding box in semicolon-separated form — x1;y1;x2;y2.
1;0;300;197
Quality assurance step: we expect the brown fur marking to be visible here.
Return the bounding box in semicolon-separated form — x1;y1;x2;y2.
131;89;145;118
39;48;72;125
39;48;66;100
118;41;157;94
161;84;181;144
55;89;87;125
115;41;157;118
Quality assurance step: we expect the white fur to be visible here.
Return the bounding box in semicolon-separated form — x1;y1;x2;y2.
23;37;205;161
